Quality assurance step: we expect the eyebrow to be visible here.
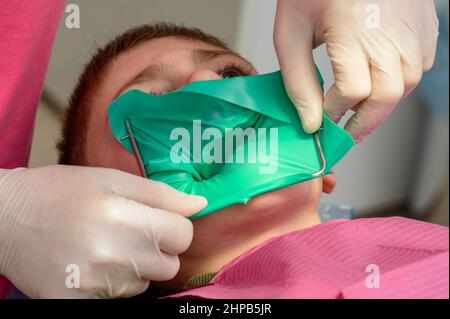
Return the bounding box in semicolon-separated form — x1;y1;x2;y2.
192;48;240;63
121;48;246;91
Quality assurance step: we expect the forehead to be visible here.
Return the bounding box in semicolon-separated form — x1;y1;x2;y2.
89;36;231;117
111;36;229;77
84;36;236;165
94;36;233;103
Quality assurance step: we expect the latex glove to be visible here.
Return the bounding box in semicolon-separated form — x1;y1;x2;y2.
0;165;206;298
274;0;439;142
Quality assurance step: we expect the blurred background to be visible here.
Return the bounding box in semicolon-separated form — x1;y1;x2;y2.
30;0;449;225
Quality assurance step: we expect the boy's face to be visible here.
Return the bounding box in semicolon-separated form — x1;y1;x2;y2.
82;36;335;286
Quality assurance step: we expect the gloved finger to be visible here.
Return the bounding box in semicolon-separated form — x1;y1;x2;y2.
138;251;181;281
422;5;439;72
82;198;184;286
119;244;181;282
100;270;152;299
97;274;149;298
345;50;404;142
274;15;323;133
148;207;194;255
393;22;424;99
118;280;150;299
97;168;207;217
84;255;153;298
107;198;193;263
323;42;371;123
401;50;423;99
423;31;438;72
117;233;182;283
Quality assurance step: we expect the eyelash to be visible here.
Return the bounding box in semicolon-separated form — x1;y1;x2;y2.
148;88;163;95
147;62;253;95
216;62;253;79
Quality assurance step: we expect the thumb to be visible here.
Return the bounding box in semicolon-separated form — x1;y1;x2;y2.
96;168;207;217
274;18;323;133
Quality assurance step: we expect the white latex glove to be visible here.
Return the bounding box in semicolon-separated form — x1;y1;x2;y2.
274;0;439;142
0;165;206;298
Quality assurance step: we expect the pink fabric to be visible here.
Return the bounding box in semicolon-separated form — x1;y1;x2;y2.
167;217;449;299
0;0;64;298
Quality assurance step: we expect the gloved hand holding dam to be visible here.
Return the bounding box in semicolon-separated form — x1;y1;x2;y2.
108;70;355;218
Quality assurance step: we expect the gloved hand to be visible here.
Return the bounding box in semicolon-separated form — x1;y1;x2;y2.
0;165;206;298
274;0;439;142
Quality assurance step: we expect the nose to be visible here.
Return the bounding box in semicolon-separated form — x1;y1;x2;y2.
186;69;221;85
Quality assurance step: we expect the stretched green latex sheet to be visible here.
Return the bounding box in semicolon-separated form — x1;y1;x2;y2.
108;71;354;218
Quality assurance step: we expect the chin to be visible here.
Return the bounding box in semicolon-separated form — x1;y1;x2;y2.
168;179;323;293
192;178;322;238
247;179;320;213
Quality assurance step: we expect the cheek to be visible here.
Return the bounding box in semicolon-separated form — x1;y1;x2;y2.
107;142;142;176
87;126;141;176
246;179;321;214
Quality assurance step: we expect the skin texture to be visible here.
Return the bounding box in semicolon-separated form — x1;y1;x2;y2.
83;36;335;291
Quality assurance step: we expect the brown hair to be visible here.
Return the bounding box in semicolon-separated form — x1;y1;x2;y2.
57;22;229;165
